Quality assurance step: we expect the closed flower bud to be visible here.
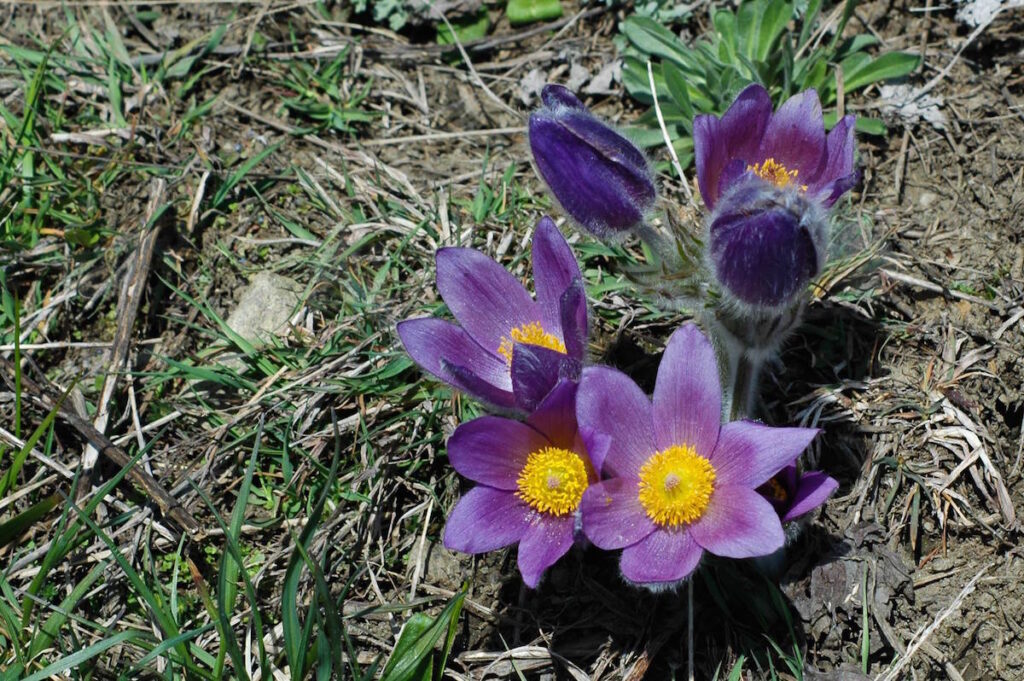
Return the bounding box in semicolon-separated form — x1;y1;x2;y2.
529;84;656;239
707;178;827;309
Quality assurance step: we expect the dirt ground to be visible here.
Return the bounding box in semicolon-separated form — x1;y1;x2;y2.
2;0;1023;678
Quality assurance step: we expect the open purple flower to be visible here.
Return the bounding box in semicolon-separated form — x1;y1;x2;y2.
529;84;656;239
693;85;858;309
758;464;838;523
443;381;601;588
398;216;587;412
577;323;820;588
694;84;858;211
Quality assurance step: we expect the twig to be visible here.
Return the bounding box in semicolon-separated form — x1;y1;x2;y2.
431;8;520;120
647;61;696;209
360;126;525;147
876;562;993;681
916;16;998;99
0;355;200;536
78;178;166;501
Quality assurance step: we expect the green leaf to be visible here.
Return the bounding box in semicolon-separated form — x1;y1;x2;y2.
506;0;563;25
842;51;920;92
621;17;697;71
755;0;792;62
379;590;467;681
0;494;60;548
437;10;490;44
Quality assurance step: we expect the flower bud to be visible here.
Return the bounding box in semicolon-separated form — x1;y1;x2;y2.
707;178;827;309
529;84;656;239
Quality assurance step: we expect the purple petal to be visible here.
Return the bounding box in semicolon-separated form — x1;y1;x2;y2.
652;323;722;458
444;487;530;554
689;485;784;558
711;420;820;488
709;201;819;307
820;169;861;207
511;343;579;412
558;279;588;362
447;416;548;490
435;247;538;353
529;112;655;237
532;217;582;333
758;89;826;182
694;84;772;208
541;83;586;111
620;528;704;584
517;513;576;588
579;427;611;477
576;366;655;479
782;471;839;522
580;478;657;549
526;379;578;451
813;115;856;189
397;318;515;408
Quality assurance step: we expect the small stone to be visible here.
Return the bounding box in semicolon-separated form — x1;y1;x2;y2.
226;272;302;345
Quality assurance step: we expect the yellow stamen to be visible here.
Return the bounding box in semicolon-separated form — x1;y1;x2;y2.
637;444;716;527
497;321;566;365
747;158;808;191
763;477;788;502
516;446;589;516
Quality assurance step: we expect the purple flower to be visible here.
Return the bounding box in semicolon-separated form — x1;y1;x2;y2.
398;217;587;412
576;323;820;588
693;85;858;308
758;465;838;523
443;381;601;588
529;84;656;239
694;84;858;211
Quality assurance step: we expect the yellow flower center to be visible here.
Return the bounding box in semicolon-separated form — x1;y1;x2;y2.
497;321;566;366
516;446;589;516
747;158;808;191
637;444;716;528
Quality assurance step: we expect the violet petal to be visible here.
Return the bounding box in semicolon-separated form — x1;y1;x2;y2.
579;426;612;478
689;485;784;558
532;216;582;333
443;486;530;553
447;416;548;490
579;478;657;549
782;471;839;522
435;247;538;352
576;366;656;478
758;89;827;181
710;420;820;488
526;379;578;451
511;343;578;412
694;84;772;208
397;318;514;408
652;323;722;457
619;528;703;584
517;513;576;588
558;278;588;361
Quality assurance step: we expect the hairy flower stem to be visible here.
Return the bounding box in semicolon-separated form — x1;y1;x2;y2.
707;299;806;420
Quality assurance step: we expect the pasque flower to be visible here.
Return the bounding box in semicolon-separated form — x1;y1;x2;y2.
758;464;838;523
443;381;601;587
398;216;587;412
693;84;858;308
529;84;657;239
576;323;820;587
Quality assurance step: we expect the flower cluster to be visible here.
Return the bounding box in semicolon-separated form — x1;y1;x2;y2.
399;211;837;588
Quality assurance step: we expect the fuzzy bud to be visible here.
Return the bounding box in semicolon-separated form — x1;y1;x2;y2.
529;84;656;238
708;178;827;309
